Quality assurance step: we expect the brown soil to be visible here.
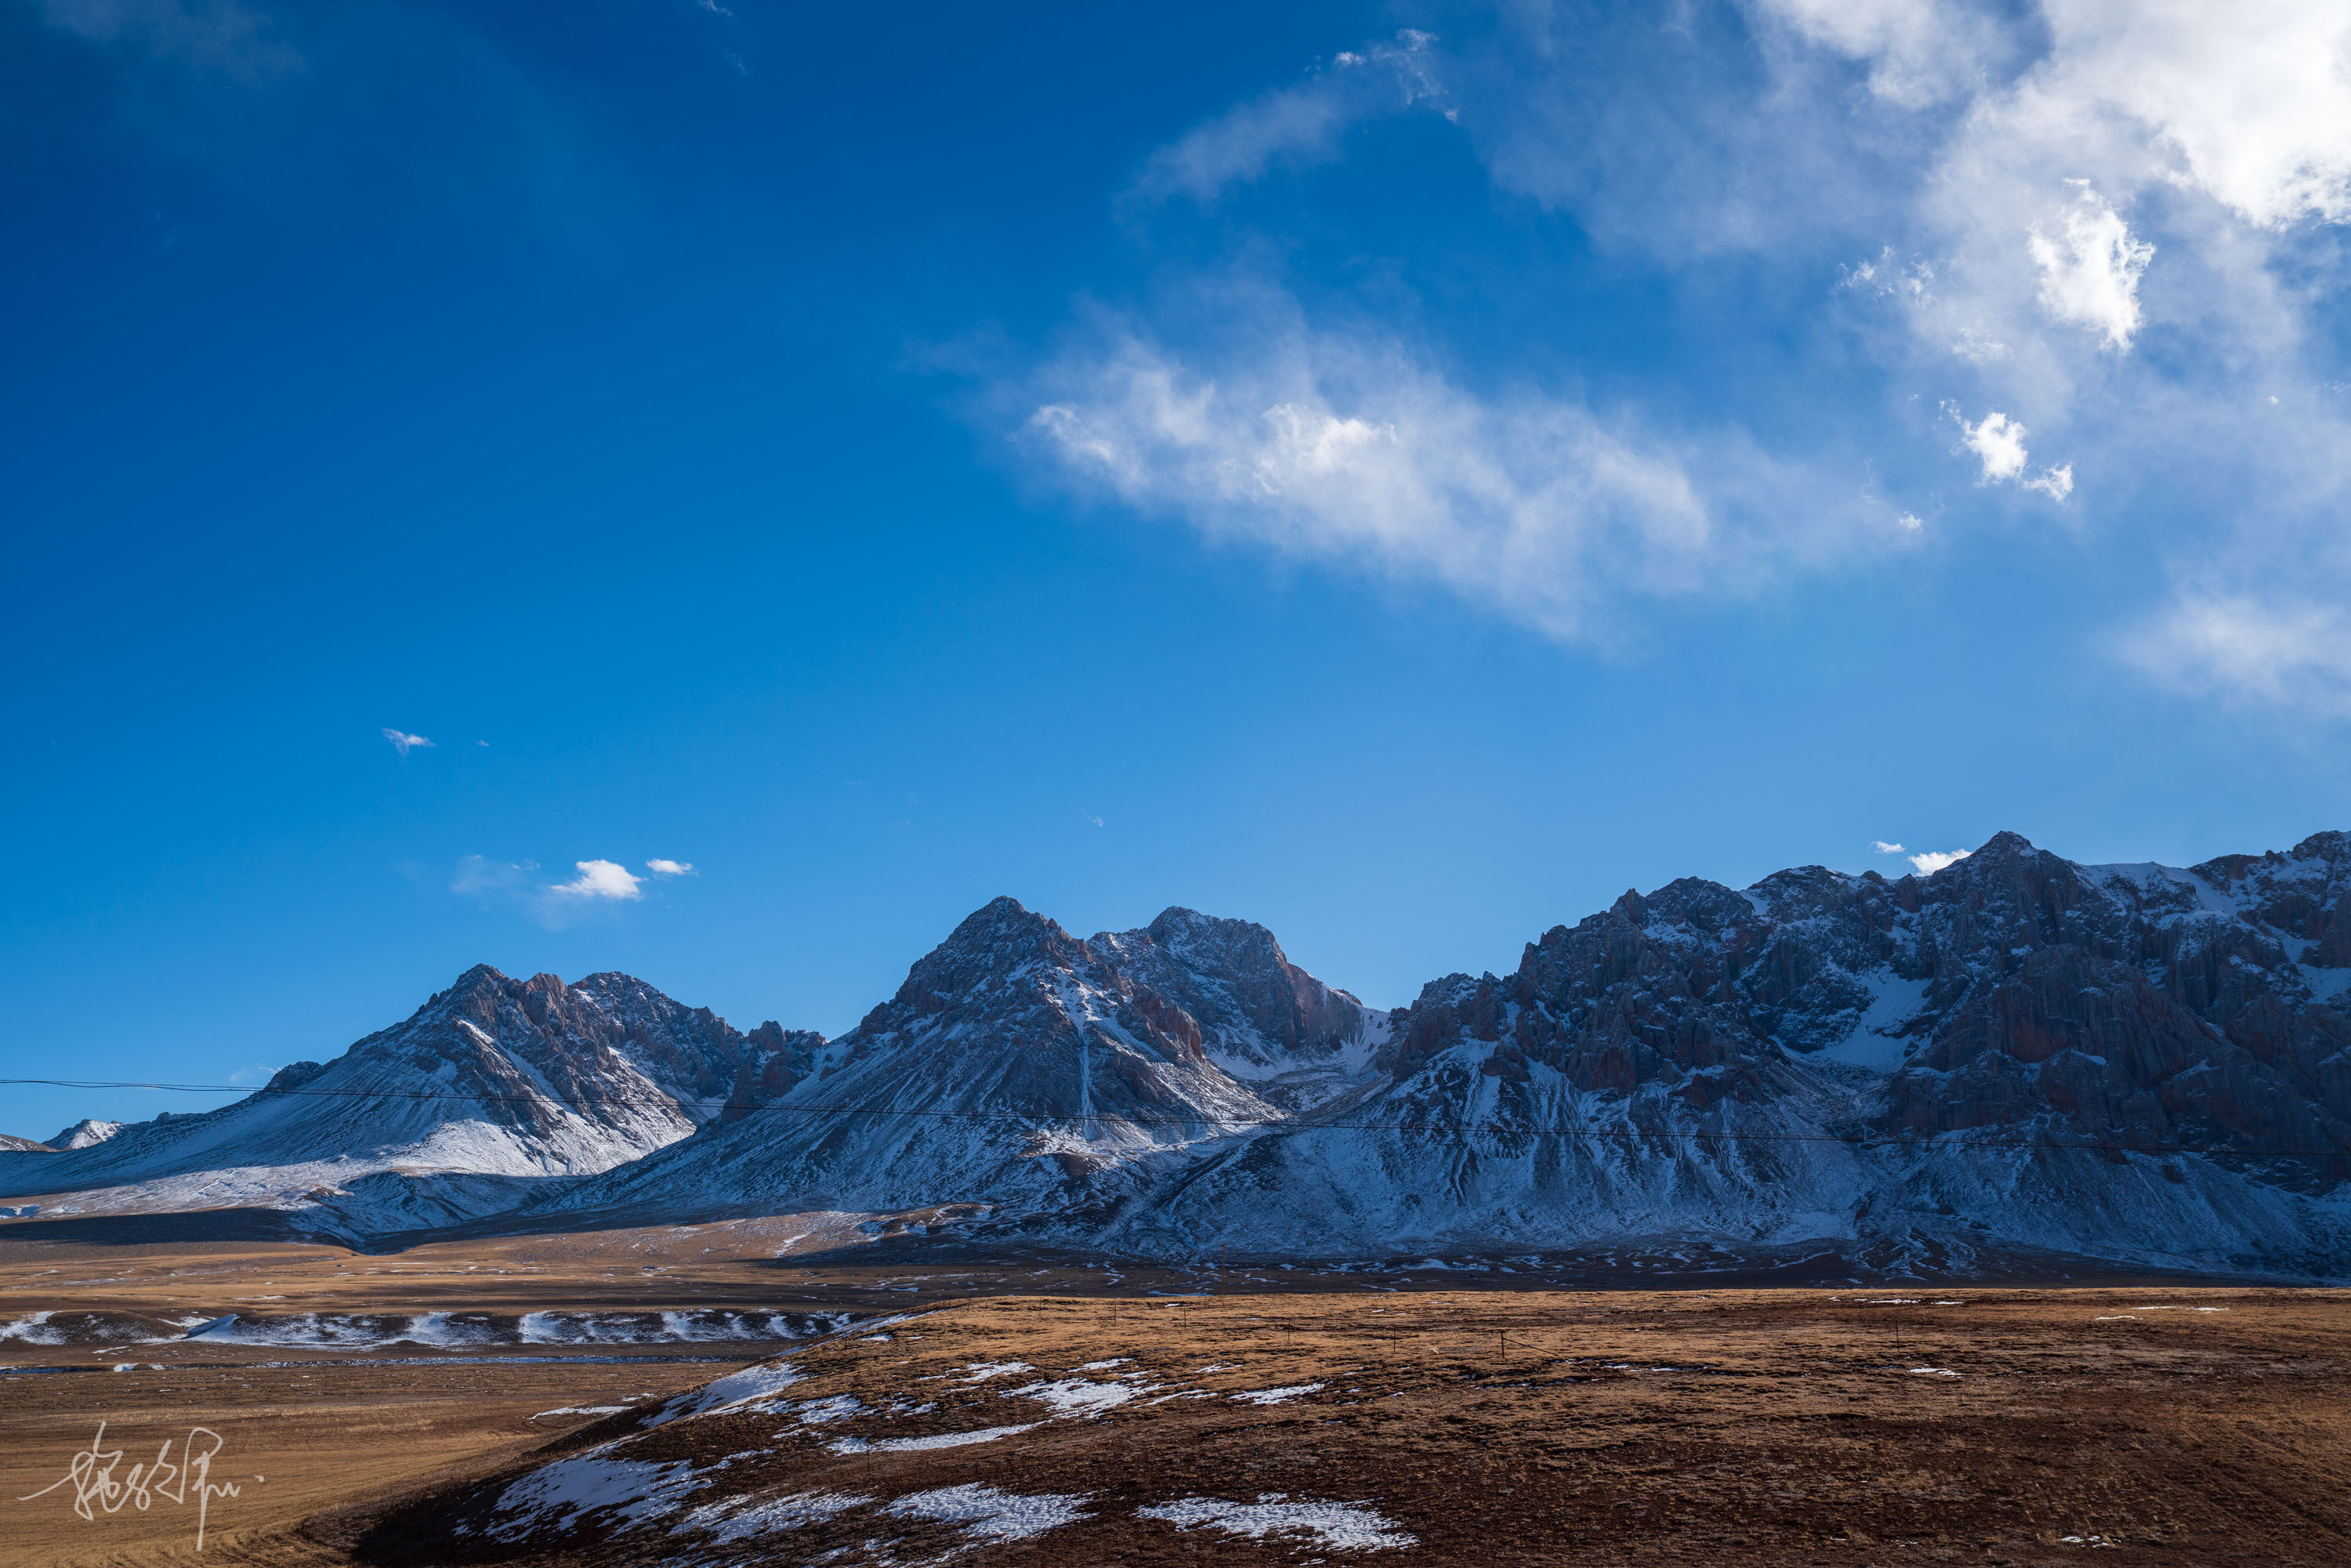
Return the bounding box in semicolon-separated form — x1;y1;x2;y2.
5;1228;2346;1566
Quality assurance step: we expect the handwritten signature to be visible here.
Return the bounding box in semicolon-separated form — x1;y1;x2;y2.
18;1422;260;1551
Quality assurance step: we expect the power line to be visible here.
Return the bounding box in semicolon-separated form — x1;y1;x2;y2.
4;1077;2343;1163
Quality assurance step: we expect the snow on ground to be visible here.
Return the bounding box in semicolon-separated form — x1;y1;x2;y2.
487;1447;708;1541
0;1312;63;1344
826;1424;1038;1454
672;1490;873;1544
1230;1382;1324;1405
957;1360;1033;1381
1010;1377;1145;1417
882;1483;1092;1545
648;1361;807;1425
1139;1493;1418;1551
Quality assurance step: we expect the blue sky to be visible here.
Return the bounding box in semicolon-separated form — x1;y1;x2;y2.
6;0;2350;1139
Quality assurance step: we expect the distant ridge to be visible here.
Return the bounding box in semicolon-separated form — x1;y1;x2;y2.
6;830;2349;1279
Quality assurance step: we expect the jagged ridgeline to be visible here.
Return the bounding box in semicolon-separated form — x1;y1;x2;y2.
5;831;2349;1278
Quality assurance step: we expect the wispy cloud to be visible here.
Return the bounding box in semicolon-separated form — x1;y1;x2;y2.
382;728;434;756
2122;596;2351;719
1871;840;1905;855
1908;848;1972;875
644;858;696;876
1128;31;1444;206
1015;282;1900;647
1081;810;1104;827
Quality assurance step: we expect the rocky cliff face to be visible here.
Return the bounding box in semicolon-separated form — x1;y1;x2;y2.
1375;831;2351;1181
0;965;820;1235
1121;831;2351;1276
1089;907;1384;1093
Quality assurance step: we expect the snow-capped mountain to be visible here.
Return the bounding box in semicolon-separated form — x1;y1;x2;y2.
49;1119;123;1150
542;833;2351;1280
1111;831;2351;1277
8;831;2348;1278
534;897;1386;1223
0;965;818;1236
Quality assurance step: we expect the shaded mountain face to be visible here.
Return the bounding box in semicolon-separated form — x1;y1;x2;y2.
542;898;1386;1221
1376;831;2351;1181
0;966;820;1234
1121;831;2351;1278
1089;907;1382;1087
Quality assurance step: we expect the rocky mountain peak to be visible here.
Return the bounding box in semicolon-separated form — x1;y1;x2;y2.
1094;907;1380;1080
47;1118;123;1150
852;896;1097;1039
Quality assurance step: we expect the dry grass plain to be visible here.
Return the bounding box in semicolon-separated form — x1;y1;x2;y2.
2;1222;2346;1567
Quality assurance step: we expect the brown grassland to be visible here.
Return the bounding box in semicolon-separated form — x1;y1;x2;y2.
2;1222;2346;1567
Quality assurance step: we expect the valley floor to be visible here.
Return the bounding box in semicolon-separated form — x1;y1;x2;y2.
2;1226;2346;1567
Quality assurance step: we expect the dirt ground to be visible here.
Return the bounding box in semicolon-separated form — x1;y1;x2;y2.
4;1225;2346;1566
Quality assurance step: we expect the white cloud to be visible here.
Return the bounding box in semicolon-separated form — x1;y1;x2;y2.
1750;0;2003;109
382;728;433;756
2020;462;2074;500
1017;287;1886;646
1908;848;1973;874
1945;405;2073;499
1951;407;2028;481
2027;186;2154;349
644;858;696;876
1081;811;1104;827
451;854;650;927
1130;31;1444;205
2030;0;2351;230
549;860;642;901
1871;840;1906;854
2123;595;2351;716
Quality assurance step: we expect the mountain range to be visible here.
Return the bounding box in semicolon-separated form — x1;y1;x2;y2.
6;830;2349;1280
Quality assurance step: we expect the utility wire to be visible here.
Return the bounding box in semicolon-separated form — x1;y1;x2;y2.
3;1076;2344;1162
